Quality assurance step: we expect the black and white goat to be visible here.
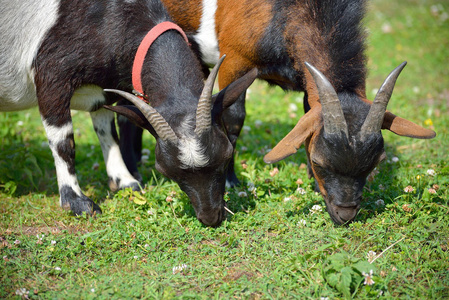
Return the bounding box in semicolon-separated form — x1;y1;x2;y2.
0;0;256;226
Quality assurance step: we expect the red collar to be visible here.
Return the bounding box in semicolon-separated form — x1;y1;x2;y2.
132;21;189;102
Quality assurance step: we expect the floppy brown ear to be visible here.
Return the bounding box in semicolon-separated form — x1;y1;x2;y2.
382;112;436;139
264;106;321;163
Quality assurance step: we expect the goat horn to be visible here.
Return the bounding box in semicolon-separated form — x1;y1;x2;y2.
195;55;226;136
104;89;178;143
305;62;348;138
360;62;407;139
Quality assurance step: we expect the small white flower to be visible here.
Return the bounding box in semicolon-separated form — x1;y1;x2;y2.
134;256;138;259
298;219;307;226
17;121;24;126
289;103;298;112
14;240;21;245
375;199;385;206
15;288;29;296
320;297;329;300
404;185;414;193
144;244;149;248
51;240;56;245
240;146;248;152
55;267;61;271
254;120;263;128
141;148;151;156
91;288;95;293
247;182;255;192
381;22;392;34
391;156;399;163
238;191;248;198
141;155;150;164
310;205;322;214
367;250;377;263
412;86;420;94
147;209;155;215
3;256;7;260
296;187;306;195
283;197;291;202
92;162;100;170
426;169;436;176
362;269;375;285
242;126;251;133
172;264;188;275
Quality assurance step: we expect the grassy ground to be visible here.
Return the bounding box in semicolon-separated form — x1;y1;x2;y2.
1;0;448;298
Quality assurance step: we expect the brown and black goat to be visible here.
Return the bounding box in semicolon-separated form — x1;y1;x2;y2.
0;0;256;226
119;0;436;224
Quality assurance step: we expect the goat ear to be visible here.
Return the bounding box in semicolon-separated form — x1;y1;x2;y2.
103;105;153;132
382;112;436;139
264;106;321;163
212;68;258;114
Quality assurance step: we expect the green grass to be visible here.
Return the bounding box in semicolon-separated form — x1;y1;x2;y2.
1;0;448;298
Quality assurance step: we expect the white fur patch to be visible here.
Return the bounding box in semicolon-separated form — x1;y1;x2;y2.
71;85;106;111
90;109;138;187
178;137;210;169
0;0;59;111
42;121;83;202
194;0;220;65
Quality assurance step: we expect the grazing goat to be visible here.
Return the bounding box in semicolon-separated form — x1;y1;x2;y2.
0;0;256;226
120;0;436;224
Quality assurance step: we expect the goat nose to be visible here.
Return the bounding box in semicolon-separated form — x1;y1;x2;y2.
197;208;224;227
334;206;358;223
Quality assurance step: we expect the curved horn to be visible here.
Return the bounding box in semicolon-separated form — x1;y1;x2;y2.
104;89;178;143
360;61;407;138
195;55;226;136
304;62;348;138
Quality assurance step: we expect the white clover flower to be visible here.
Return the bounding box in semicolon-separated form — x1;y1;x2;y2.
296;187;306;195
242;125;251;133
91;288;95;293
141;155;150;164
289;103;298;112
172;264;188;275
310;205;322;214
367;250;377;263
14;240;21;245
254;120;263;128
51;240;56;245
247;182;255;192
404;186;414;193
134;256;138;259
238;191;248;198
391;156;399;163
283;197;291;202
426;169;436;176
375;199;385;206
240;146;248;152
142;148;151;156
55;267;61;271
17;121;24;126
15;288;29;296
92;162;100;170
144;244;149;248
298;219;307;226
362;270;375;285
